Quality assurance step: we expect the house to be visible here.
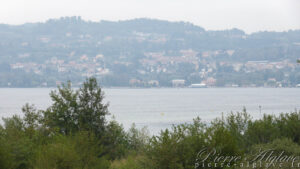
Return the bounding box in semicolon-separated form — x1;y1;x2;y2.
148;80;159;87
172;79;185;87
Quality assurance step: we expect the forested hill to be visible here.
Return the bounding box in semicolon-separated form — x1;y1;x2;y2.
0;17;300;87
1;16;300;62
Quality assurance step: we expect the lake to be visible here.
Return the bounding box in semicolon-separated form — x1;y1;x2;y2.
0;88;299;134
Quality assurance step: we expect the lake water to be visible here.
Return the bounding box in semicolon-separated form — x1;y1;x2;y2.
0;88;299;134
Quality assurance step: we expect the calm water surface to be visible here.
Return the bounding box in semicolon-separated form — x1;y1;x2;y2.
0;88;299;134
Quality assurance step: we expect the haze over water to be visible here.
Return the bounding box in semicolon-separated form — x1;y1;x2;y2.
0;88;299;134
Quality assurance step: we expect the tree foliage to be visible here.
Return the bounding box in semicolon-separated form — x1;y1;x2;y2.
43;78;109;136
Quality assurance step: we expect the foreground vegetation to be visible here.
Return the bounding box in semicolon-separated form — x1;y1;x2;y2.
0;78;300;169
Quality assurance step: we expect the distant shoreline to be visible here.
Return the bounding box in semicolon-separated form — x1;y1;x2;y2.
0;86;299;89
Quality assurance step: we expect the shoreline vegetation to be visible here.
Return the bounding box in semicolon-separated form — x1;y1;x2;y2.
1;78;300;169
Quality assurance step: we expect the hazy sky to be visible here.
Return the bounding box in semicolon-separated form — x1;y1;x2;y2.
0;0;299;33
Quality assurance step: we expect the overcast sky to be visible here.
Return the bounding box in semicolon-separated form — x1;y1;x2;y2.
0;0;299;33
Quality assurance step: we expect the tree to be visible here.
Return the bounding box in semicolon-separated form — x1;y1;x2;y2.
43;77;109;136
77;78;109;136
22;104;42;138
101;119;129;160
1;116;35;169
43;82;79;135
225;109;251;149
127;124;150;152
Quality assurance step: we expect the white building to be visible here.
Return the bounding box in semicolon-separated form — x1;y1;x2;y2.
172;79;185;87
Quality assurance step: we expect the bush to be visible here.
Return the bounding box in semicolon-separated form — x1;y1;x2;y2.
146;118;207;169
245;114;280;145
276;111;300;144
110;155;144;169
244;138;300;169
33;132;110;169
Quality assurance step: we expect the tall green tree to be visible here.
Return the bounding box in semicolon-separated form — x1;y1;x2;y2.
43;82;79;135
43;77;109;136
77;78;109;136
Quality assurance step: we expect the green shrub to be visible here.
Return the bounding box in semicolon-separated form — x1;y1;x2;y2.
146;118;207;169
245;114;280;145
110;155;144;169
33;132;110;169
276;111;300;144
